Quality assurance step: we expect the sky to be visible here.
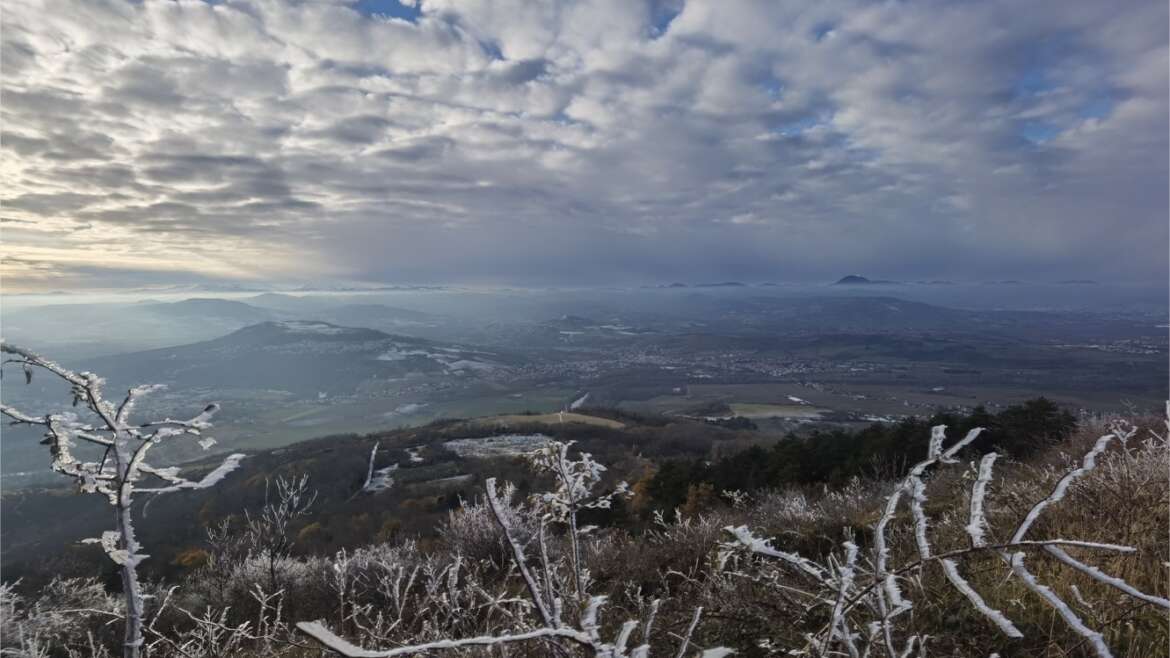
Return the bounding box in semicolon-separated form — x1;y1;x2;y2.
1;0;1167;292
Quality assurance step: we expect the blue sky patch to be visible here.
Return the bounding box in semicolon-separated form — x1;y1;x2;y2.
1012;67;1052;99
352;0;421;22
649;2;682;39
1019;120;1061;144
777;116;820;136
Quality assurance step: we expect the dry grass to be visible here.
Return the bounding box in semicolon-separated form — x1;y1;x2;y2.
466;412;626;430
586;414;1169;656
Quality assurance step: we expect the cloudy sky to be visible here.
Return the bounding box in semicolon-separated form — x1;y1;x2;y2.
2;0;1167;291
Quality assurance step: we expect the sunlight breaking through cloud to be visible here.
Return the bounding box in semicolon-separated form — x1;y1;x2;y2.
1;0;1166;290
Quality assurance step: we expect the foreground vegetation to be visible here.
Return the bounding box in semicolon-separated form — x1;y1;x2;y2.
1;344;1165;656
3;420;1166;655
0;399;1089;590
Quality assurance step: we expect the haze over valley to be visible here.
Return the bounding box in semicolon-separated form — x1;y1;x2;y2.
3;280;1165;484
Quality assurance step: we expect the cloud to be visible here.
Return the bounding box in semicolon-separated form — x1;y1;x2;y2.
1;0;1166;291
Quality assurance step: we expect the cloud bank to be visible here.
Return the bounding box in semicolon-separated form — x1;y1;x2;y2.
2;0;1166;290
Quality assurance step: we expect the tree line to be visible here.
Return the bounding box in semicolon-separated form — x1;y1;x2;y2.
646;398;1076;511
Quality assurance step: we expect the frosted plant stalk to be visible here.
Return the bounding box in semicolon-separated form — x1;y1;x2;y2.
721;424;1164;657
0;342;244;658
297;471;720;656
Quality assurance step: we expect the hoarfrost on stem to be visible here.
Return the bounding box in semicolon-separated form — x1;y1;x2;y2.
298;441;720;657
0;342;245;658
718;424;1164;658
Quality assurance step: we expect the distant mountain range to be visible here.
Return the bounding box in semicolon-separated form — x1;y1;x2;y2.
710;295;971;333
81;320;510;397
1;296;446;360
644;281;748;289
137;297;275;323
833;275;899;285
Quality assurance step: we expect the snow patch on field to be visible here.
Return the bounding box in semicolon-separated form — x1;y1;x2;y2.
376;345;503;375
443;359;498;372
363;463;398;493
444;434;552;458
376;347;433;361
383;403;426;418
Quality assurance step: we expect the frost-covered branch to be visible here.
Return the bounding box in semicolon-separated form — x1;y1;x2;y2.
965;452;998;547
1010;433;1114;544
297;622;592;657
527;441;631;599
243;474;317;592
485;477;556;628
136;453;246;493
720;424;1164;658
0;342;244;658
